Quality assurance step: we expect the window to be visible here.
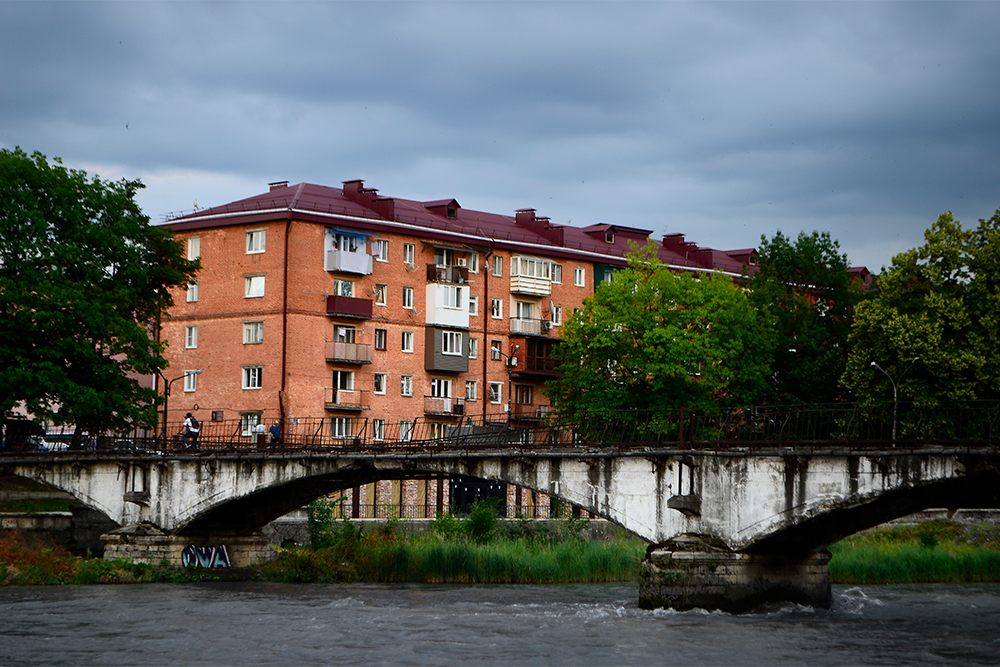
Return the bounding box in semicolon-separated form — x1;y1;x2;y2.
442;331;463;356
516;301;533;319
243;321;263;344
434;248;454;267
246;229;266;254
469;252;479;273
430;378;451;398
333;279;353;297
183;370;199;393
240;412;262;436
373;373;386;395
551;305;562;326
401;331;414;353
491;340;502;360
491;298;503;319
242;365;263;390
492;255;502;277
245;275;265;298
185;325;198;349
372;419;386;441
574;267;586;287
401;375;413;396
605;231;614;244
374;328;387;351
604;269;614;283
466;380;478;402
400;420;413;442
334;326;356;343
511;256;560;281
332;232;360;252
443;285;462;309
552;264;562;283
187;282;199;303
468;337;478;359
403;243;415;265
430;423;449;439
515;385;533;405
402;287;414;309
469;294;479;316
374;284;387;306
375;239;389;262
331;417;352;438
187;237;200;260
489;382;503;404
334;370;354;391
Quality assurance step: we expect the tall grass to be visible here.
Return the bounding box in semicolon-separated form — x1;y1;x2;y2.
829;520;1000;584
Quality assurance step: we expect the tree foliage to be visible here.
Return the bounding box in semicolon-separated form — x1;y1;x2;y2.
0;147;199;433
545;245;773;415
842;211;1000;405
749;230;860;404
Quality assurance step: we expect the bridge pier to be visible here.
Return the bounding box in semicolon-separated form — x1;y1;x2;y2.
102;524;275;569
639;540;831;613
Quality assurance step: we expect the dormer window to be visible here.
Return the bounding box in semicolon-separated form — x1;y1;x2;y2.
605;231;615;244
447;206;457;219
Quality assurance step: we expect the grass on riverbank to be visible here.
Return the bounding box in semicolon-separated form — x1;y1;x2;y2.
257;500;646;585
829;520;1000;584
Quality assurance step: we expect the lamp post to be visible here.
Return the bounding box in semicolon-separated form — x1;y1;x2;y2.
869;357;919;447
159;370;202;446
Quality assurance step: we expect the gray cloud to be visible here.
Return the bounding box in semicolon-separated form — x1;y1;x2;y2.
3;1;999;270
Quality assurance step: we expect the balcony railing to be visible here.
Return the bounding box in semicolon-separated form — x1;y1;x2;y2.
427;264;469;284
325;249;373;275
512;404;550;420
324;388;370;411
510;274;551;296
509;317;549;336
326;295;373;320
325;341;372;364
424;396;466;416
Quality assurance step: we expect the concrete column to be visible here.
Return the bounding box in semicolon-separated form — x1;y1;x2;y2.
639;546;831;613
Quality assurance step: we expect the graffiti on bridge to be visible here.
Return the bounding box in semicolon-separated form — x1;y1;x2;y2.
181;544;231;568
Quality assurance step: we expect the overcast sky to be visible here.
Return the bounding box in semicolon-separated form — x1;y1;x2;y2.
3;2;999;271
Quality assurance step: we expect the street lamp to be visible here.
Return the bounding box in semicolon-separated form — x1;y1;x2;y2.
869;357;919;447
159;370;202;446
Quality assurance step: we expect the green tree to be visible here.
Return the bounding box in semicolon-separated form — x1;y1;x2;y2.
749;231;860;404
842;211;1000;405
0;148;199;438
545;245;773;415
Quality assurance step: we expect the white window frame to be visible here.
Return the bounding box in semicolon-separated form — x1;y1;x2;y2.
372;419;386;441
403;243;415;265
466;380;478;402
334;370;355;391
552;264;562;284
442;331;463;356
331;416;352;438
469;294;479;316
185;325;198;349
430;378;451;398
187;237;200;260
242;365;263;390
333;279;353;297
187;282;199;303
183;369;199;393
400;419;413;442
375;239;389;262
402;286;414;309
401;375;413;397
491;298;503;320
492;255;502;277
469;252;479;273
245;275;265;298
468;337;478;359
443;285;462;310
401;330;414;353
246;229;266;254
374;284;387;306
574;267;586;287
243;321;264;345
373;372;386;395
491;340;502;361
551;304;562;326
489;382;503;404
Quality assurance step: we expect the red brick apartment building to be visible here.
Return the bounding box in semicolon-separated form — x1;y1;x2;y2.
159;179;754;517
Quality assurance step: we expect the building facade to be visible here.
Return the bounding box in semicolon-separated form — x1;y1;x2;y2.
160;179;754;517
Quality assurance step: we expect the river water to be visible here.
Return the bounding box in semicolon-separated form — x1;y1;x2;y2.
1;583;998;666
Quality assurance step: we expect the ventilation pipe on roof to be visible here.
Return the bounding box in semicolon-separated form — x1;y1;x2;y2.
269;181;289;192
514;208;564;245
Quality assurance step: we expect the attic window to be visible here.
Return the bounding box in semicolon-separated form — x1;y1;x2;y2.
605;231;615;244
447;207;457;219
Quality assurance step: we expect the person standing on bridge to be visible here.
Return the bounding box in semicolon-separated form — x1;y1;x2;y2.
268;420;282;448
183;413;200;449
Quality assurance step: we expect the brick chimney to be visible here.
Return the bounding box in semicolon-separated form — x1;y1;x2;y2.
514;208;564;245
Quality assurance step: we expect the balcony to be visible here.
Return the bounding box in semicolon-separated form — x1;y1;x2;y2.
324;388;370;411
326;295;373;320
424;396;465;416
427;264;469;284
325;249;373;275
325;341;372;364
510;274;551;296
512;404;550;421
509;317;551;336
